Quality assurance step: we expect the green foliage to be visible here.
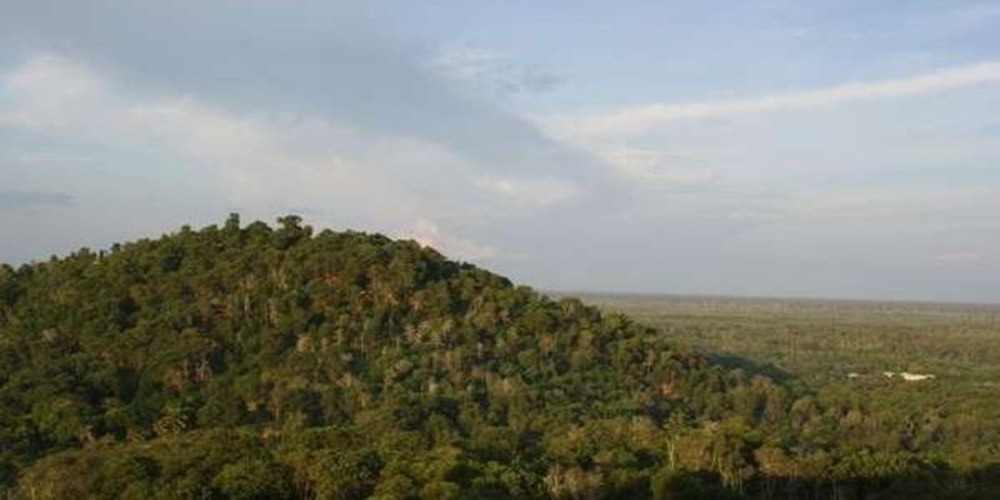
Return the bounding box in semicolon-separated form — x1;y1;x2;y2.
213;456;293;500
2;217;998;498
651;469;743;500
590;293;1000;499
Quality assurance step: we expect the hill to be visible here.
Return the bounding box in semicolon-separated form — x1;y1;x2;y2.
0;216;996;499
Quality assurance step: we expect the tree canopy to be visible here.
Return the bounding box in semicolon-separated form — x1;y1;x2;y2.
0;216;996;499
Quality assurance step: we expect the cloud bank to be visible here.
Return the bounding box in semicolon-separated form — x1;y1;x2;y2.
547;61;1000;138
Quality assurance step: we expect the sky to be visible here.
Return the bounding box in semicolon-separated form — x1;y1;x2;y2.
2;1;999;303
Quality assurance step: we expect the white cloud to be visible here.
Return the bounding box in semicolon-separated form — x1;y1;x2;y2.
426;44;562;98
478;177;582;206
404;219;499;262
933;252;983;263
1;54;109;130
122;99;364;203
597;147;720;188
0;53;505;254
1;56;376;208
746;185;1000;223
542;61;1000;138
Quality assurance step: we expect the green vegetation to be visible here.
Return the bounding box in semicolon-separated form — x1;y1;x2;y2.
581;293;1000;498
0;216;997;498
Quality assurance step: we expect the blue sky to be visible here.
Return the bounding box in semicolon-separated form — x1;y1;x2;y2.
2;1;999;302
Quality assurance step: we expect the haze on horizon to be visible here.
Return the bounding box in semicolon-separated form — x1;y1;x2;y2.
2;1;999;303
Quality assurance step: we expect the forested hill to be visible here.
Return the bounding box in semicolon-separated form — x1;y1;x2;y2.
0;216;995;499
0;215;741;498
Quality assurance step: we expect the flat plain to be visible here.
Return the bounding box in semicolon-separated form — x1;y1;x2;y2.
572;292;1000;470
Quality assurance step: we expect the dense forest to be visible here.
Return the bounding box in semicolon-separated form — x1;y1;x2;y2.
0;216;997;499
